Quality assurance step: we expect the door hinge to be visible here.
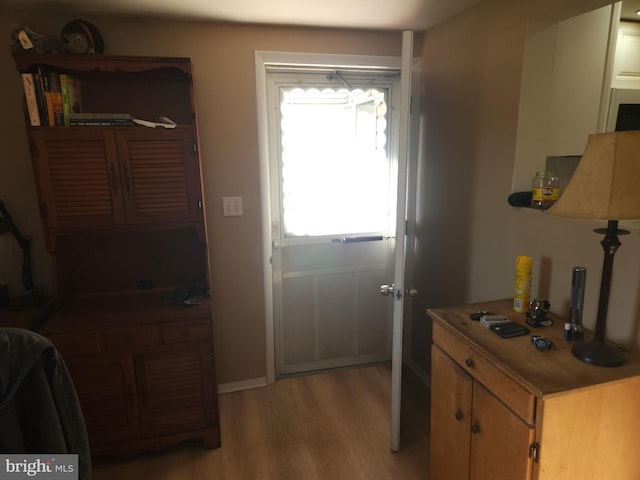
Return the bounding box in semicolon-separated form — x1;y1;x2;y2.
191;140;198;153
529;442;539;462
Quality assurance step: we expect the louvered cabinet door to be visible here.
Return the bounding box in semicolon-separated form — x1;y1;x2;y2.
62;352;141;452
30;128;127;228
134;342;217;438
115;127;204;225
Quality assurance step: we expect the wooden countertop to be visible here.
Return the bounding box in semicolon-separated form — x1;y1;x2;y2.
39;290;212;335
428;299;640;397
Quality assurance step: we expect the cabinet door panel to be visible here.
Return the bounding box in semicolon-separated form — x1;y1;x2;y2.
64;353;140;449
431;346;473;480
136;343;216;437
470;383;534;480
115;127;203;224
31;128;126;228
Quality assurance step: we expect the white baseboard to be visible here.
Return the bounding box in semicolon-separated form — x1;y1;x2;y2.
218;376;268;394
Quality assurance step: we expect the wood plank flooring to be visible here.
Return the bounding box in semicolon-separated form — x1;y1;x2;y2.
92;365;430;479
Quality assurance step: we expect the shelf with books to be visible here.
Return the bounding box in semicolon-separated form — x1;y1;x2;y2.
14;55;196;126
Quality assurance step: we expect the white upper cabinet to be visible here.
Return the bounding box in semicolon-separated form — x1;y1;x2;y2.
612;21;640;89
512;4;617;191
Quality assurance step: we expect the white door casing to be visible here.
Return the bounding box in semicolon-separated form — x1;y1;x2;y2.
267;70;400;377
256;50;403;383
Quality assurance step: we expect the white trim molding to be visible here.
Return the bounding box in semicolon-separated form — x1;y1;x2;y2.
218;377;268;394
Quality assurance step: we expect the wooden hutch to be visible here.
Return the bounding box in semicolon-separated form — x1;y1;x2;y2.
13;54;221;456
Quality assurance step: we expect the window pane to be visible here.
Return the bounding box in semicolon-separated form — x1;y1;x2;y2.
280;87;395;237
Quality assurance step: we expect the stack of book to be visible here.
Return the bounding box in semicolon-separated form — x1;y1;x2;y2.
69;113;135;126
21;68;82;127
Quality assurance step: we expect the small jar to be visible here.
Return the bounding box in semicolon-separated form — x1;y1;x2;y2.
531;171;559;209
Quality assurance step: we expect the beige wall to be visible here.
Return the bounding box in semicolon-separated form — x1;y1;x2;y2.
0;11;403;385
412;0;640;371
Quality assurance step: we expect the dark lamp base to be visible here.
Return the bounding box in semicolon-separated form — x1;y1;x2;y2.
572;340;625;367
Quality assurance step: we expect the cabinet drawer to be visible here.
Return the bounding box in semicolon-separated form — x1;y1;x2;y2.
104;326;160;350
162;322;210;344
50;332;101;357
433;322;535;424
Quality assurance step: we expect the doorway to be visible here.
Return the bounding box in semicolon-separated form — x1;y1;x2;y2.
255;52;403;381
267;70;400;377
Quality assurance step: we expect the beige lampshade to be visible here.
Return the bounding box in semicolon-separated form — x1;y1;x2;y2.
547;131;640;220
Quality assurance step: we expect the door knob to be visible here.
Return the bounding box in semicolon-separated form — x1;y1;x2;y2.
381;284;418;298
380;284;395;296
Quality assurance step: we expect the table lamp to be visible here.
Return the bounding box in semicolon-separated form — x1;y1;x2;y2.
547;131;640;367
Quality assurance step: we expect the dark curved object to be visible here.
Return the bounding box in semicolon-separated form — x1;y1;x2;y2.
507;191;533;207
0;200;43;309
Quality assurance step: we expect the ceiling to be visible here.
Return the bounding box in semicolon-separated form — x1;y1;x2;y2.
0;0;479;31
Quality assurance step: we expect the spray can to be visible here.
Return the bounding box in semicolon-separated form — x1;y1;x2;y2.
514;256;532;313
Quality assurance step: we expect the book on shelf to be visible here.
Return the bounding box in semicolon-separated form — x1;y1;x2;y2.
33;69;49;126
69;120;136;126
69;113;133;120
48;71;65;126
60;74;82;126
40;69;55;126
69;112;134;126
21;73;41;126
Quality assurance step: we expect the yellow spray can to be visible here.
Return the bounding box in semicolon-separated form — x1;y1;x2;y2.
514;255;532;313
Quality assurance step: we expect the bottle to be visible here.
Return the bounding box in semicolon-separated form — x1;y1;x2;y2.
563;323;572;342
568;266;586;340
531;171;559;209
514;255;532;313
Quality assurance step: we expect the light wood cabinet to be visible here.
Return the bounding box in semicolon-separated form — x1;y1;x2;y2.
431;347;534;479
14;54;220;455
429;299;640;480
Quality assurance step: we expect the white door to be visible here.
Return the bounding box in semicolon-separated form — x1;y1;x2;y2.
390;30;416;452
266;68;400;377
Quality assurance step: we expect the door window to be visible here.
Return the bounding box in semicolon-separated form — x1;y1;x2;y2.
279;86;394;237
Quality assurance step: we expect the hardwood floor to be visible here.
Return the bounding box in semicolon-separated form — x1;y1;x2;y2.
92;365;430;479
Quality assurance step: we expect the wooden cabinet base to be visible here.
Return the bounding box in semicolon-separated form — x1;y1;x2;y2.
42;293;221;457
92;428;221;457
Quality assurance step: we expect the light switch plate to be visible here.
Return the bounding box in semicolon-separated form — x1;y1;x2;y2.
222;196;243;216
